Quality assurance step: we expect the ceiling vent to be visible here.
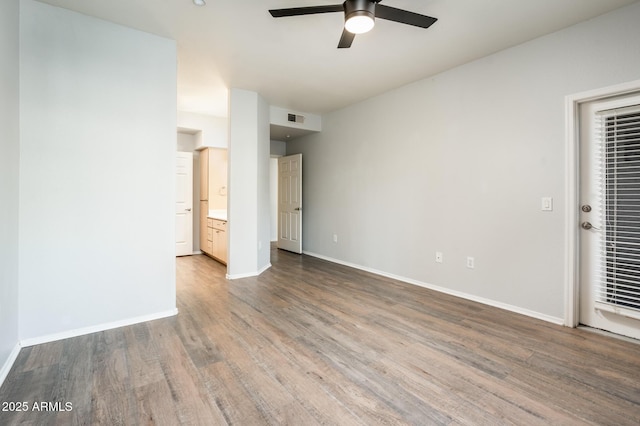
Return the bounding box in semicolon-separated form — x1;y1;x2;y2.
287;113;305;124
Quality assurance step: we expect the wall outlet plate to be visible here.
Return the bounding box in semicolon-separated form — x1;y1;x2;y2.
466;257;475;269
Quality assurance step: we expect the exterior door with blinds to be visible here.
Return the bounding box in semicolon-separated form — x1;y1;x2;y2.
579;94;640;340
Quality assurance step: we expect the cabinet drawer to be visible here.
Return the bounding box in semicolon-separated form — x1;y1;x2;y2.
211;219;227;231
207;218;213;228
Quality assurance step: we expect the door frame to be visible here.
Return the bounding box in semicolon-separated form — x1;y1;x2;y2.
564;79;640;327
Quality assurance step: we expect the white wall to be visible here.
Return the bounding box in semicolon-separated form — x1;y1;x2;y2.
287;2;640;322
0;0;21;384
19;0;177;341
177;132;197;152
270;140;287;157
227;89;271;278
257;100;271;269
177;111;227;149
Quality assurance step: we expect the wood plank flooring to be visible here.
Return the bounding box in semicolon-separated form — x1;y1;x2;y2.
1;247;640;425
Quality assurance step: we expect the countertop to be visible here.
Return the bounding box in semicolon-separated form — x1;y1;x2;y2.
207;209;227;221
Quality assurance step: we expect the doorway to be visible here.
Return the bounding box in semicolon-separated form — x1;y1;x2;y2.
570;82;640;339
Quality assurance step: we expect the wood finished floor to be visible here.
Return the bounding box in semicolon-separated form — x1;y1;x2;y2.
1;248;640;425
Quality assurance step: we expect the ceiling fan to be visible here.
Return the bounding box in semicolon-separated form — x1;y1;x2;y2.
269;0;437;48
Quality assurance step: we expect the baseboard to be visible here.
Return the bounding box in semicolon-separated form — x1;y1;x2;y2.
19;308;179;348
303;251;564;326
257;262;272;276
0;342;21;389
226;262;272;280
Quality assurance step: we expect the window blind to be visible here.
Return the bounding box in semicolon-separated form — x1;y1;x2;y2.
595;105;640;318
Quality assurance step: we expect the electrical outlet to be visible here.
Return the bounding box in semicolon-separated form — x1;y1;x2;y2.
541;197;553;211
435;251;443;263
466;257;475;269
333;234;338;243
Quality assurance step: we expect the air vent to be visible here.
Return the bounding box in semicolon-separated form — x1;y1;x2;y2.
287;113;305;124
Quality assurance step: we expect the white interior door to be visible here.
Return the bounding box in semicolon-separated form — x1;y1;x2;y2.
176;152;194;257
579;93;640;339
278;154;302;254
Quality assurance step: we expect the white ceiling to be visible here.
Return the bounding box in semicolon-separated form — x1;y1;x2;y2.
37;0;639;118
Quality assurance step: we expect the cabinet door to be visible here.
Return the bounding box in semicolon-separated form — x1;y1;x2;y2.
218;230;227;263
199;148;209;201
199;201;209;254
208;148;228;209
212;230;227;264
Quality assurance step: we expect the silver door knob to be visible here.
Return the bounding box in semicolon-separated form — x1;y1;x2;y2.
295;207;302;211
581;221;593;230
185;208;191;212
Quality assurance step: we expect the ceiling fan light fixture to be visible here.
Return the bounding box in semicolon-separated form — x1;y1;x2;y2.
269;0;437;49
345;12;375;34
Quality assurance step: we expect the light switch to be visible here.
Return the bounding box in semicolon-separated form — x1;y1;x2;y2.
541;197;553;211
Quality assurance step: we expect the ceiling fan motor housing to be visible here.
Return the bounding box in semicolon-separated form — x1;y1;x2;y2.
344;0;376;23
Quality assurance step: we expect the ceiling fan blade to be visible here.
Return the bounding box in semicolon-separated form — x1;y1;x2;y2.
269;5;344;18
338;28;355;48
375;4;437;29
